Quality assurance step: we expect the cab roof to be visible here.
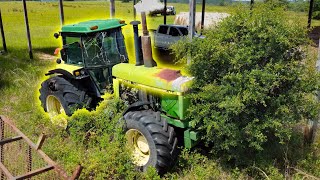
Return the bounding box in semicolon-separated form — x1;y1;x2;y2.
61;19;126;33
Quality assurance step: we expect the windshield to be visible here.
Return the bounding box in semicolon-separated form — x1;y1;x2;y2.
82;29;128;67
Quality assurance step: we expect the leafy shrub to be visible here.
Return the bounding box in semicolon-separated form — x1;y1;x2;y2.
265;0;289;8
296;136;320;178
172;3;320;166
313;0;320;19
287;0;308;12
165;149;233;179
43;97;144;179
313;11;320;20
310;0;320;19
164;149;285;179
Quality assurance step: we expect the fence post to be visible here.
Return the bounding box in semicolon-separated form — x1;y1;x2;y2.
187;0;196;65
133;0;136;20
22;0;33;59
59;0;65;26
308;0;314;28
110;0;115;18
164;0;167;25
201;0;206;34
0;9;7;53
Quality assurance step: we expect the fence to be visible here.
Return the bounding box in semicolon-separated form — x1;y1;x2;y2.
0;116;82;180
0;9;7;54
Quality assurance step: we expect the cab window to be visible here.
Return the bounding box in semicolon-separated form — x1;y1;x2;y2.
65;36;83;65
158;26;169;34
169;27;180;36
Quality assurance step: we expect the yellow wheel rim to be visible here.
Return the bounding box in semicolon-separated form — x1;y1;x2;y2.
46;95;67;127
126;129;150;166
46;95;65;115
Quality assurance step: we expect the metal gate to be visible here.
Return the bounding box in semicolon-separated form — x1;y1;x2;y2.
0;116;82;180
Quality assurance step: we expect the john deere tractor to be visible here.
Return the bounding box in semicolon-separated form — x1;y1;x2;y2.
39;18;198;174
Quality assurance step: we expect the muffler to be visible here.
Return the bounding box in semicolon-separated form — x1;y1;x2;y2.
140;12;157;67
130;21;143;66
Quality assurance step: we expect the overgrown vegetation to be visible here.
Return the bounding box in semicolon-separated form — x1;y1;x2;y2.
173;2;320;170
0;53;235;178
44;98;145;179
313;0;320;20
287;0;308;13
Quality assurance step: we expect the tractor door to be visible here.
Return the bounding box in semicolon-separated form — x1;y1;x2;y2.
63;36;84;66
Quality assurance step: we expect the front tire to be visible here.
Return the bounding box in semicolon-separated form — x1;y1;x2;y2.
39;76;90;117
124;110;178;175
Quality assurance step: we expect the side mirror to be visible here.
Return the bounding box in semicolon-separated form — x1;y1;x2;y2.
54;33;60;39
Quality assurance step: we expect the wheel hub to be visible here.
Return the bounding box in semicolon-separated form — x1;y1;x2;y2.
46;95;64;116
126;129;150;166
46;95;67;127
137;136;149;154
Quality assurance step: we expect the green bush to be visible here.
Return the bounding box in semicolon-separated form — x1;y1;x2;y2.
165;149;233;179
296;136;320;178
43;97;144;179
265;0;289;8
173;3;320;165
313;11;320;20
287;0;308;12
310;0;320;19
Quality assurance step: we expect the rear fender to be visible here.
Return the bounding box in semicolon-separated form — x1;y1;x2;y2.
45;69;102;98
45;69;74;79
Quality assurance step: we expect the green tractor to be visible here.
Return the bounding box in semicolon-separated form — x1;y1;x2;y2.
39;19;198;174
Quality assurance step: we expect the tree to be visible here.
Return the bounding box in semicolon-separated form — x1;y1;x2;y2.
173;3;320;165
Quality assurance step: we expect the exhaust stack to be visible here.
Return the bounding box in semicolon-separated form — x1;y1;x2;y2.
130;21;143;66
141;12;157;67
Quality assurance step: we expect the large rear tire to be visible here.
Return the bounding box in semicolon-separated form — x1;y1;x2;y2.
124;110;178;175
39;76;90;117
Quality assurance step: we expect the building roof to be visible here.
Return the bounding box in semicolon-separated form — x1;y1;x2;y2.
61;19;126;33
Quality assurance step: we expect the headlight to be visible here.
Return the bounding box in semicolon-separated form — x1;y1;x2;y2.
73;69;86;77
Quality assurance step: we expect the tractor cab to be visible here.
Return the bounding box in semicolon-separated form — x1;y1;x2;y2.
55;19;128;94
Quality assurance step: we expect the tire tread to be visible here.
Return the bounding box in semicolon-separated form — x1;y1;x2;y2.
125;110;178;175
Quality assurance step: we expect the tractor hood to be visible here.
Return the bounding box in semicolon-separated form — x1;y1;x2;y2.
112;63;193;93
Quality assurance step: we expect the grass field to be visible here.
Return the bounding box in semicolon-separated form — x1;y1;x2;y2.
0;1;239;59
0;1;320;179
1;1;318;59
